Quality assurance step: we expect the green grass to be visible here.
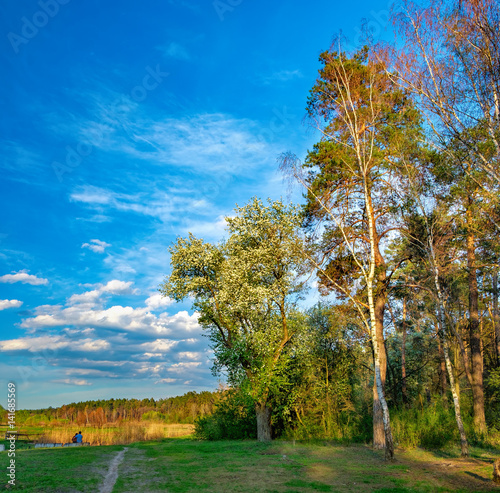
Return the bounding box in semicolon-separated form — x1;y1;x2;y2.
1;439;500;492
1;443;124;492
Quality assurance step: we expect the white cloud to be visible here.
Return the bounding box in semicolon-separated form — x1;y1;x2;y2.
0;335;110;352
0;270;48;285
139;339;179;353
145;293;173;310
0;299;23;310
80;339;111;351
101;280;138;295
72;187;115;205
167;361;201;373
67;280;139;308
56;379;92;386
69;113;271;176
82;239;111;253
1;277;210;389
67;290;102;307
155;378;177;384
70;184;214;226
177;351;202;360
21;295;201;339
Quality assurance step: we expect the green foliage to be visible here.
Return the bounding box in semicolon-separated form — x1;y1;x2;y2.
161;198;307;439
194;389;256;440
391;398;458;449
485;368;500;429
385;327;438;407
277;303;372;443
141;411;167;421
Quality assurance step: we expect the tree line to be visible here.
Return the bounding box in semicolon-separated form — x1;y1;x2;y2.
3;391;219;426
162;0;500;460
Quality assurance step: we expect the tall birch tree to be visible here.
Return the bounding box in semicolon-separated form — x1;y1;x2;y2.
378;0;500;202
281;44;421;459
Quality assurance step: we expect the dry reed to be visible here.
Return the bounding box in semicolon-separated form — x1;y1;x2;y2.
39;422;194;445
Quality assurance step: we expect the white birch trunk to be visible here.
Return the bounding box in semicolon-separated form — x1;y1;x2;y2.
364;183;394;461
430;239;469;457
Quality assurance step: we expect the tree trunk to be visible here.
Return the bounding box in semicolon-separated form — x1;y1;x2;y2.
402;298;408;406
255;402;272;442
372;291;387;449
493;271;500;366
366;192;393;460
431;241;469;457
442;335;469;457
466;210;487;433
437;328;448;401
372;234;388;450
370;312;393;460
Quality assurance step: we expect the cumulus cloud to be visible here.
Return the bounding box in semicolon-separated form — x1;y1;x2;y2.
176;351;202;360
0;280;212;390
101;280;138;295
82;239;111;253
67;280;139;308
17;280;200;339
0;270;48;285
145;293;173;310
0;299;23;310
0;335;110;352
23;305;199;338
167;361;201;373
140;339;179;352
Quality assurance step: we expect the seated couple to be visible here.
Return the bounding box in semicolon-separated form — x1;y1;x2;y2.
71;431;83;443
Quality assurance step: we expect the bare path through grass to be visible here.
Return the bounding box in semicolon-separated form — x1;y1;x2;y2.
99;447;128;493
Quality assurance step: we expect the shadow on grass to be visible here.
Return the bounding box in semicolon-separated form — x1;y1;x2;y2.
464;471;491;482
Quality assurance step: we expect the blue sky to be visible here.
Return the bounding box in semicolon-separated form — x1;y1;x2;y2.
0;0;391;409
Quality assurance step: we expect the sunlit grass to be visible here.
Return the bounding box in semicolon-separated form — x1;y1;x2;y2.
1;438;499;492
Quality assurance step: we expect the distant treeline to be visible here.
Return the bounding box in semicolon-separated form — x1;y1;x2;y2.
6;391;220;426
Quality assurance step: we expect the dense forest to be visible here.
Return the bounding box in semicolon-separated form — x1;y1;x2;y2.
161;0;500;460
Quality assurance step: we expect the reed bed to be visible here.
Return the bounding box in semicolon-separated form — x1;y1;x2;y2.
39;422;194;445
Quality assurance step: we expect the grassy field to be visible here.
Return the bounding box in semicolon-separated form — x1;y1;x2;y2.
1;438;500;492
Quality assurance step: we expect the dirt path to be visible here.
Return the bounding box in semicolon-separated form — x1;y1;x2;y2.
98;447;128;493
